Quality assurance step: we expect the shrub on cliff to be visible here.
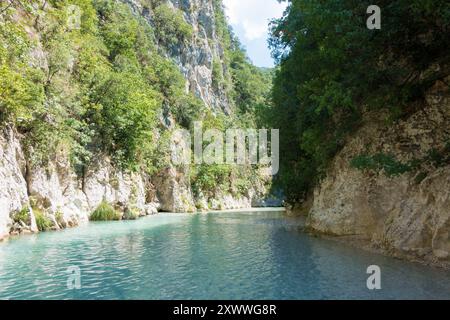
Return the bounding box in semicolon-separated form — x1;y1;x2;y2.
12;207;31;225
0;21;45;123
34;209;53;232
152;4;193;46
90;202;121;221
123;207;141;220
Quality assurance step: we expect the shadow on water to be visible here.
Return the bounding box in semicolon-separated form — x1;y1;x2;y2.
0;210;449;300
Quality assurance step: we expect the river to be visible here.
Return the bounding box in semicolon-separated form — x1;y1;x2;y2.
0;209;449;300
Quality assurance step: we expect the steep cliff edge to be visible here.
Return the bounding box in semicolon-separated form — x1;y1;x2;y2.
124;0;232;113
305;81;450;267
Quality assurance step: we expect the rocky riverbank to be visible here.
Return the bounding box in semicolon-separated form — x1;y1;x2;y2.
290;81;450;268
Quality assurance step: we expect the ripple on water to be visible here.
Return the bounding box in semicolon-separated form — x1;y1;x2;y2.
0;211;450;300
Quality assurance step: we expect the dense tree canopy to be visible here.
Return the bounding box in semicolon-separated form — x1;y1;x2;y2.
268;0;450;202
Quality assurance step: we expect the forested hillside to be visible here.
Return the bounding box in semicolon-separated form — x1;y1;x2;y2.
268;0;449;202
0;0;270;179
0;0;273;237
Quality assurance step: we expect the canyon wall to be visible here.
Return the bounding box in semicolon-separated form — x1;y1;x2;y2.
0;120;265;241
0;0;269;241
125;0;232;113
0;125;160;240
305;81;450;267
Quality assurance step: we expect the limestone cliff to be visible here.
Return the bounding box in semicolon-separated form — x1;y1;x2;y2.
124;0;232;113
0;0;269;241
0;125;161;240
305;81;450;267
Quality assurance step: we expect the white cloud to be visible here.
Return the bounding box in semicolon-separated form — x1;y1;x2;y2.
223;0;287;41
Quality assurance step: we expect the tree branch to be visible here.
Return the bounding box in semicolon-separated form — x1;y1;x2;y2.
0;0;14;15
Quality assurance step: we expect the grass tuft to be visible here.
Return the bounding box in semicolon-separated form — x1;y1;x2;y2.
33;208;53;231
90;201;121;221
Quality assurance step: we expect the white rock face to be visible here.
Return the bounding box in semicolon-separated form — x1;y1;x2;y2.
27;149;90;227
194;176;270;212
123;0;232;113
0;127;160;240
83;159;147;211
169;0;231;113
153;166;196;213
0;134;264;238
307;82;450;266
0;126;29;239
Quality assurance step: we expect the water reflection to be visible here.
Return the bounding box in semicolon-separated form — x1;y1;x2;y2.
0;210;449;300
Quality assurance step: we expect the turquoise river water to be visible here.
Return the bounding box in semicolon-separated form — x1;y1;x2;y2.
0;209;449;300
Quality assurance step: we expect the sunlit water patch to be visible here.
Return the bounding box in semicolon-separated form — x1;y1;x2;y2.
0;209;449;300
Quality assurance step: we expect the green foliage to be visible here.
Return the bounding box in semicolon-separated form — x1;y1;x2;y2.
0;21;45;123
90;202;121;221
426;144;450;167
351;153;413;176
143;53;204;128
189;106;264;199
229;48;272;115
352;143;450;178
33;208;53;232
191;161;258;199
152;4;193;46
88;70;160;169
211;0;273;120
123;207;140;220
1;0;273;202
268;0;450;202
212;57;224;90
192;164;232;197
0;0;204;173
13;207;31;225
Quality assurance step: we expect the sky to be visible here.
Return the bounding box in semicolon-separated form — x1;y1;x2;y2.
223;0;288;68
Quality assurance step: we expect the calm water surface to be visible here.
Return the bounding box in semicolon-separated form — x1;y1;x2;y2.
0;209;449;300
